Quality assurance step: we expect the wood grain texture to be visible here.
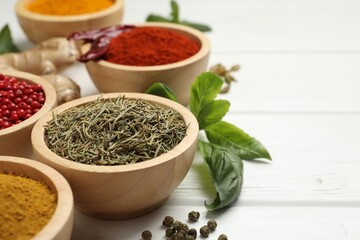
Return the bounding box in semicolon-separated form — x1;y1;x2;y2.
2;0;360;239
71;206;360;240
15;0;124;43
0;156;74;240
82;22;210;106
31;93;199;219
0;70;57;158
210;53;360;112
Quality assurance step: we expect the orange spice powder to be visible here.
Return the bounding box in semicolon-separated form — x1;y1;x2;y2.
27;0;114;16
0;173;56;240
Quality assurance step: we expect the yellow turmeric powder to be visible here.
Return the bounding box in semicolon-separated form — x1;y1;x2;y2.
0;173;56;240
27;0;114;16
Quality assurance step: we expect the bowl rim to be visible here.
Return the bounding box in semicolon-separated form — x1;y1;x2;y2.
80;22;211;71
32;92;199;173
0;70;57;137
15;0;124;22
0;156;74;240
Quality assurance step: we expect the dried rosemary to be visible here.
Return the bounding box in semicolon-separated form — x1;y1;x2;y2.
44;96;187;166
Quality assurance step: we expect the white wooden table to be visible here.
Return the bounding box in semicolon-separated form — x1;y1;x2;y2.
2;1;360;239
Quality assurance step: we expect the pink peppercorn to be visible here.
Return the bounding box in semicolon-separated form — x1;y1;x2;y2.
0;73;45;130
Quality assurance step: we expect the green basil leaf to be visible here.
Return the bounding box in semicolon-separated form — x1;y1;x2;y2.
190;72;223;119
199;141;243;211
170;0;179;23
146;14;172;23
145;82;178;102
0;24;19;54
197;99;230;130
205;121;272;160
181;21;212;32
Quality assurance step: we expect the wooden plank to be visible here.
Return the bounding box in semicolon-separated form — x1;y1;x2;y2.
65;53;360;113
178;114;360;202
70;110;360;240
2;0;360;52
125;0;360;52
2;1;360;240
4;1;360;113
71;206;360;240
127;0;360;11
209;53;360;112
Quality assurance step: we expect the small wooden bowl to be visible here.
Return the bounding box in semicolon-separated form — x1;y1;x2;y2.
15;0;124;44
0;70;57;158
81;22;211;106
32;93;199;219
0;156;74;240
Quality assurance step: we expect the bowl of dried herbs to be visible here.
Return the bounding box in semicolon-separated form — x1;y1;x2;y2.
31;92;198;219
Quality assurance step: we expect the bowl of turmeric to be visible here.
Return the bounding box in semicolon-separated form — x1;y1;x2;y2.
0;156;74;240
75;22;211;106
15;0;124;44
31;92;199;220
0;70;57;158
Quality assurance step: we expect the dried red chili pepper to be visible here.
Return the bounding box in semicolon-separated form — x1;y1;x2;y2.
68;25;135;62
76;36;111;63
68;24;135;41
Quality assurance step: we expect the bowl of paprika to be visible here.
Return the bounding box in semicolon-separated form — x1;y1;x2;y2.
15;0;125;44
0;70;57;158
0;156;74;240
78;22;211;106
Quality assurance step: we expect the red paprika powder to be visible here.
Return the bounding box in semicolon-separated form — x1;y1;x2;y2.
104;27;201;66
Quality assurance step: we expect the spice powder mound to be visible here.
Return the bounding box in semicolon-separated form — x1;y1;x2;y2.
105;26;201;66
0;173;56;240
27;0;114;16
44;96;188;166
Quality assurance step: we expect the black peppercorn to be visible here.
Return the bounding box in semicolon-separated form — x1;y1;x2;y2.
176;229;187;237
200;225;210;238
218;234;228;240
188;211;200;222
185;236;195;240
173;234;185;240
187;228;197;239
207;219;218;231
163;216;175;228
173;220;182;231
141;230;152;240
165;228;176;238
180;222;189;231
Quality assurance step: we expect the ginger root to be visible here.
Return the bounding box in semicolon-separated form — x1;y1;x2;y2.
42;74;80;104
0;38;81;104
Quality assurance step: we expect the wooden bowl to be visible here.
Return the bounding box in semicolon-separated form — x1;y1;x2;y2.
0;156;74;240
15;0;124;44
81;22;211;106
0;70;57;158
32;93;199;219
